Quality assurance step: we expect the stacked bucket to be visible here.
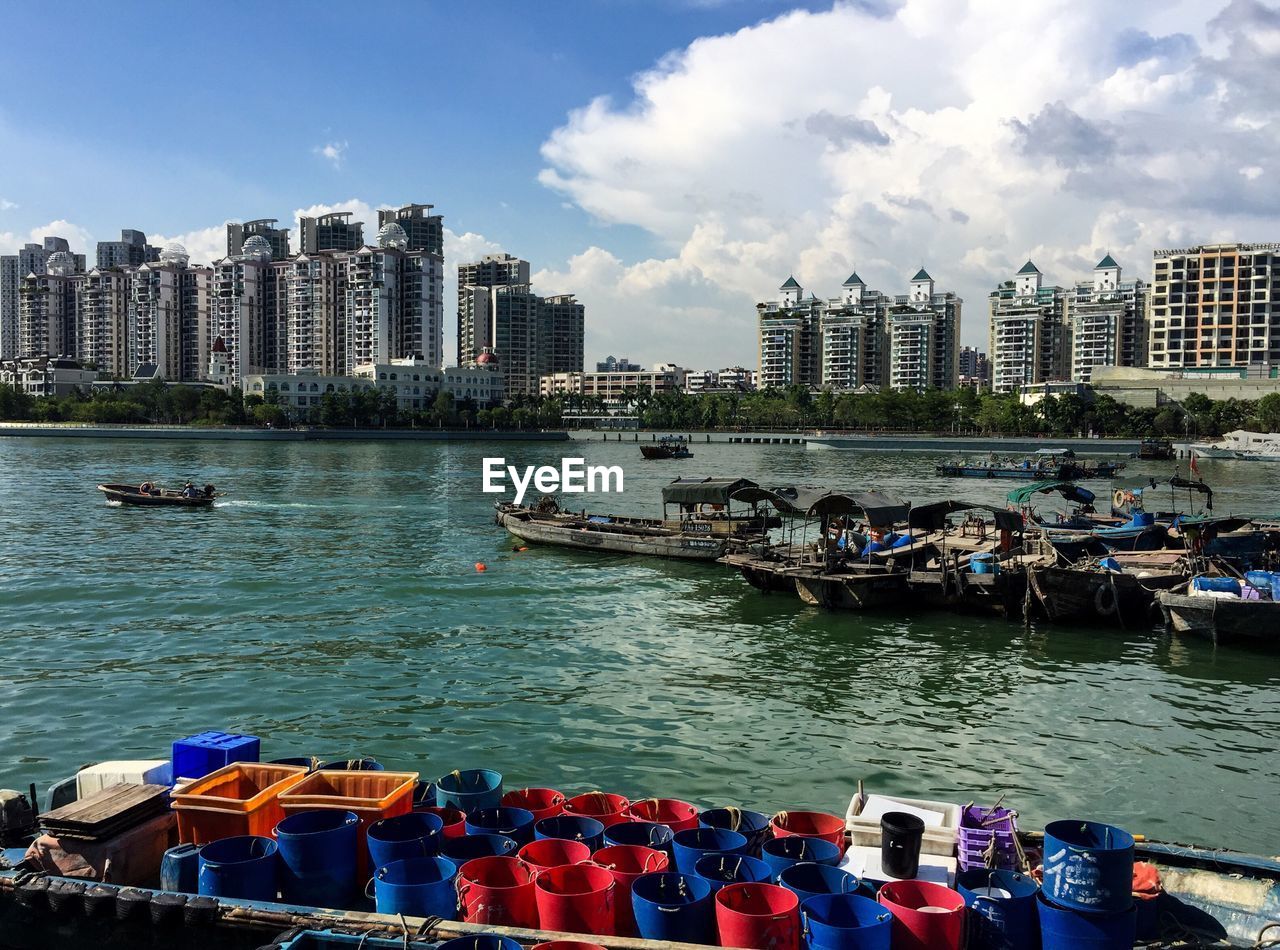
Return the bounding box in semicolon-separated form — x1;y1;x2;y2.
1037;820;1138;949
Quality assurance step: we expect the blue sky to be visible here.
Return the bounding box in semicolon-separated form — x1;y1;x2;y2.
3;0;1278;367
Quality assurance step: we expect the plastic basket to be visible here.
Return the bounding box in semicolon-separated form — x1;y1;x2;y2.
956;805;1021;871
173;762;309;844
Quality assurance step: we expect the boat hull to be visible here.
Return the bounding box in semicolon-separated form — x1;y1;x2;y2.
1159;592;1280;645
1029;565;1181;626
792;569;909;610
96;484;214;508
497;509;726;560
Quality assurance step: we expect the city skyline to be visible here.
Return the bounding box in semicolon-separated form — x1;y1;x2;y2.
2;0;1278;368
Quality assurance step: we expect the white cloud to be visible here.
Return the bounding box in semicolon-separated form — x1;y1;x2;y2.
0;199;17;211
147;223;229;267
0;219;93;257
313;140;348;168
537;0;1280;358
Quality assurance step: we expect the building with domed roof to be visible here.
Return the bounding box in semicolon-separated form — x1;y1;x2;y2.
2;236;84;359
129;246;214;381
226;218;290;260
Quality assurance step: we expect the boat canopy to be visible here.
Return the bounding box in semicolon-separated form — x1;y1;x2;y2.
662;476;758;506
730;485;836;516
908;499;1006;531
1007;480;1097;506
805;490;910;526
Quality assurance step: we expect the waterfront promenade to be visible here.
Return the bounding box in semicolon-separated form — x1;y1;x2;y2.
0;422;569;442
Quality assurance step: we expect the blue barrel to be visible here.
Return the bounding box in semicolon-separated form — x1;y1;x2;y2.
440;833;517;863
413;780;438;808
436;769;503;813
436;936;522;950
957;868;1040;950
367;811;444;869
700;807;771;856
534;815;605;851
1038;894;1136;950
369;856;458;920
971;553;998;575
160;843;200;894
1041;820;1135;914
465;807;535;846
762;836;842;880
671;827;747;875
802;893;893;950
778;862;863;905
1191;576;1240;595
632;872;715;944
693;853;772;893
197;836;278;902
606;820;675;854
275;810;359;908
318;758;383;771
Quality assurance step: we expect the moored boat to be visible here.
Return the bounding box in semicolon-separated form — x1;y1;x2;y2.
97;483;217;508
1158;573;1280;646
639;435;691;459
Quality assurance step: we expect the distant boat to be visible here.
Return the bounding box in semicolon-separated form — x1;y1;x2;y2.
937;449;1123;480
640;435;692;459
97;483;217;508
1137;437;1174;461
1191;429;1280;461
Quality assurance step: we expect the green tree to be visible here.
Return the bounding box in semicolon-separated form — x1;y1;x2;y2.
1256;392;1280;432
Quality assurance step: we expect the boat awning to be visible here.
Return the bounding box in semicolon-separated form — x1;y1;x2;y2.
1007;480;1096;506
805;491;910;526
662;476;758;506
908;499;997;530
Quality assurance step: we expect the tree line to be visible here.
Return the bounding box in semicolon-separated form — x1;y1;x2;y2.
4;379;1280;437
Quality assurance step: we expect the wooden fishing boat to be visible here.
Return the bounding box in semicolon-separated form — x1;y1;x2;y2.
96;483;217;508
1138;437;1174;461
937;449;1124;481
1028;554;1187;627
495;476;769;561
639;435;691;459
1158;586;1280;646
791;562;910;609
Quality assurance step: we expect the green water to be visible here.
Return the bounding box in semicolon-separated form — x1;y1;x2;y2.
1;436;1278;855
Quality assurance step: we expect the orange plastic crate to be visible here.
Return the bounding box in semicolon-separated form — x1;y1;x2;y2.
279;770;418;876
173;762;309;845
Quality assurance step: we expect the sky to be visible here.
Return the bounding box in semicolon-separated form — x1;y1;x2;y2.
2;0;1278;368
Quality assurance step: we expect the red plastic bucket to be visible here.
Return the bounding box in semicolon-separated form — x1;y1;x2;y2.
416;805;467;839
534;862;616;937
715;881;800;950
504;787;567;823
592;844;669;936
770;810;846;848
624;798;700;832
563;792;631;828
519;838;592;875
877;879;965;950
456;855;539;928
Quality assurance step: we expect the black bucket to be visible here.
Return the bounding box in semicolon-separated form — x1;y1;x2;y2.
880;811;925;879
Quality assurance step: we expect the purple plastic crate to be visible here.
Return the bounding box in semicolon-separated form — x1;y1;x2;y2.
172;731;260;781
957;804;1021;871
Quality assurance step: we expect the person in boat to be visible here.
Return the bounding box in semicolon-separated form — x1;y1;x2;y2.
182;481;199;498
139;481;156;495
203;484;216;498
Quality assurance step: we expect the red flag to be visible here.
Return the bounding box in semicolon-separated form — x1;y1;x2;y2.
1190;452;1200;477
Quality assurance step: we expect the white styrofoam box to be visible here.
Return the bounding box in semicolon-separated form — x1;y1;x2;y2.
841;844;956;888
75;760;173;799
846;792;961;857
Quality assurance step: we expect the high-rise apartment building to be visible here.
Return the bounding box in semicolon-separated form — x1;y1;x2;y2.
820;273;890;390
888;268;961;392
958;346;990;389
597;356;643;372
377;204;443;255
226;218;291;260
96;229;159;270
458;253;531;366
489;284;541;396
757;277;822;389
299;212;364;254
1148;243;1280;370
17;252;80;358
75;268;131;376
988;261;1069;393
129;244;213;381
1066;255;1148;383
281;253;346;376
538;294;585;381
343;224;444;373
213;237;278;383
2;237;83;359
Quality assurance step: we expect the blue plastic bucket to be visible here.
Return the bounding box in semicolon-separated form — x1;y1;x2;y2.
762;835;842;881
440;833;518;863
957;868;1040;950
318;758;384;771
699;807;771;856
465;807;536;846
632;872;715;944
1245;570;1280;594
1041;820;1134;914
275;810;359;907
369;856;458;920
437;769;503;813
693;853;772;893
1191;576;1240;595
535;815;606;851
160;843;200;894
367;811;444;869
802;893;893;950
672;827;748;875
971;553;998;575
197;835;278;901
1037;894;1136;950
778;862;863;905
436;936;522;950
606;820;676;853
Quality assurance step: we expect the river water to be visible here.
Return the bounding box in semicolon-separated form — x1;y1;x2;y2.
1;435;1277;855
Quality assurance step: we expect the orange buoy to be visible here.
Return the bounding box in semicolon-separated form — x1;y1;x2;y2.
475;562;487;572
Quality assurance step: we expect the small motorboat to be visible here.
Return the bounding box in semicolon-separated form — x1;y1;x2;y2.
640;435;692;459
97;482;218;508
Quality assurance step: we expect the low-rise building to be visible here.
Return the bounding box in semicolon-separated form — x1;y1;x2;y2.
1;355;98;397
1091;364;1280;408
684;366;757;393
540;364;686;404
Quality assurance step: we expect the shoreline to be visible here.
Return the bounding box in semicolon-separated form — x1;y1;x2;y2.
0;423;569;443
